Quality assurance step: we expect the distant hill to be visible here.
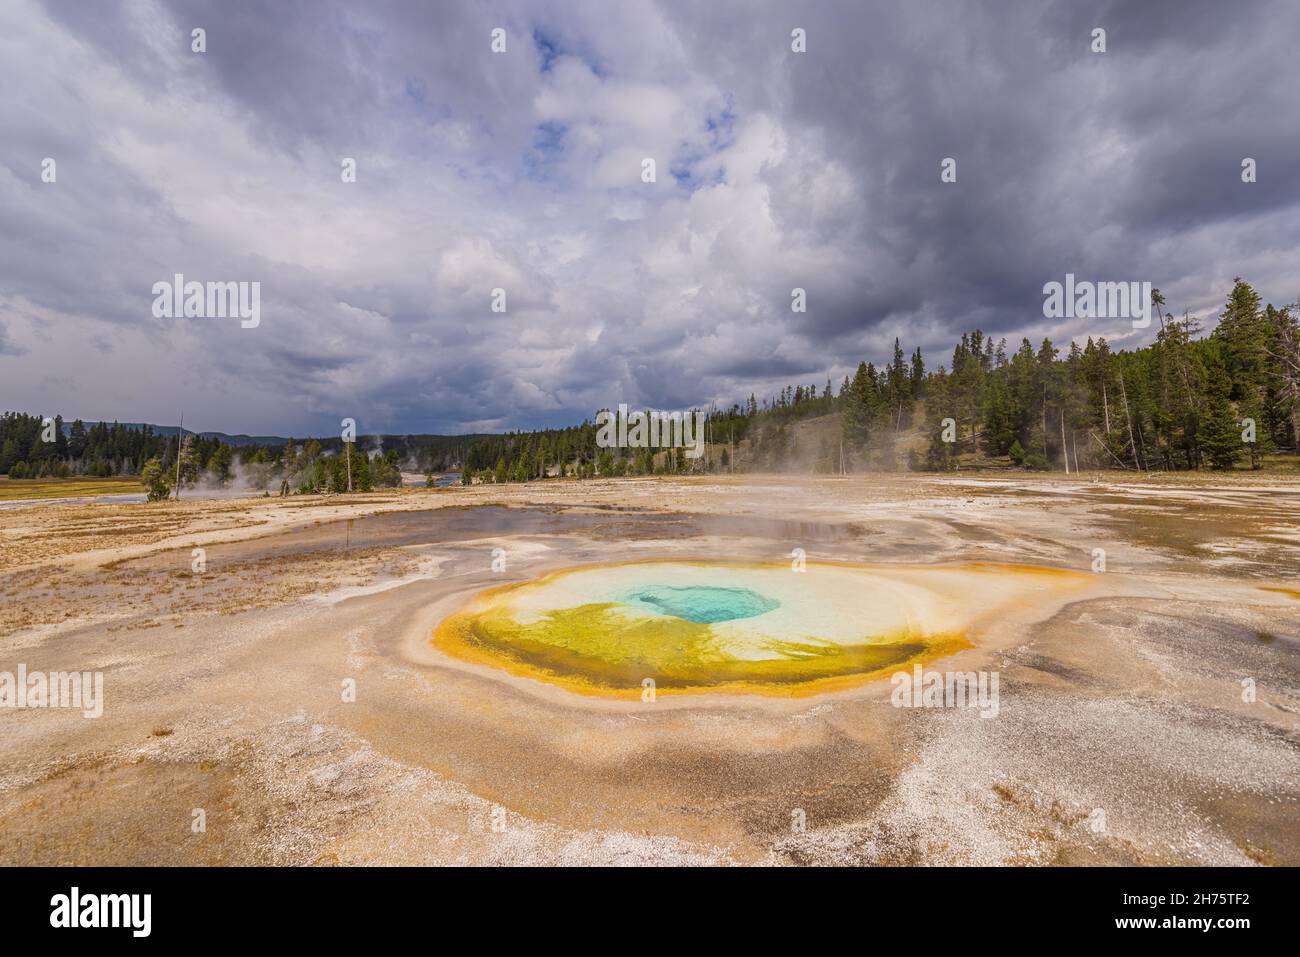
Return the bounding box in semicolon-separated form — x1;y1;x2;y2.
44;421;491;473
62;421;290;447
61;421;489;449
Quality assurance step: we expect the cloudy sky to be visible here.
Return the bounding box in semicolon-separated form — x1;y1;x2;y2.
2;0;1298;436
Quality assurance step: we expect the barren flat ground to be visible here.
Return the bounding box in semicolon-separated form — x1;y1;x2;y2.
1;473;1297;865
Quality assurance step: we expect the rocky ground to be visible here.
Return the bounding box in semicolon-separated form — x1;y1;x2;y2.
0;472;1296;865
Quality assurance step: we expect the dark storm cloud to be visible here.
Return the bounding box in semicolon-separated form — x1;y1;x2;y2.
1;0;1297;434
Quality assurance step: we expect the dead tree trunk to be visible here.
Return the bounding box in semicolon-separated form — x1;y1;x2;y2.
1118;371;1140;470
1060;412;1070;473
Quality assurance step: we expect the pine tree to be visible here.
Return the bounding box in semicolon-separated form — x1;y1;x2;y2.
923;369;956;470
209;444;233;484
910;347;925;399
1215;279;1269;396
840;362;879;464
1200;364;1242;470
1262;303;1299;452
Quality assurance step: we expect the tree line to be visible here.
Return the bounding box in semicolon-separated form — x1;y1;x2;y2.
137;437;407;499
5;278;1295;487
915;278;1297;472
0;416;170;478
0;417;409;496
458;277;1296;480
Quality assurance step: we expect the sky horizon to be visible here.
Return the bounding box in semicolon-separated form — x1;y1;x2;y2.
3;0;1299;437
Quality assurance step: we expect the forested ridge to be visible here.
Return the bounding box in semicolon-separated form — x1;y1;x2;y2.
0;419;477;496
457;277;1299;481
4;278;1296;490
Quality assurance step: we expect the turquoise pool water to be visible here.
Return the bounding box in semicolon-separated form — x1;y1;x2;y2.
620;585;780;624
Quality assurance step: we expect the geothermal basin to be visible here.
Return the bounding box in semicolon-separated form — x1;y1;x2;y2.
433;559;1097;697
4;475;1299;866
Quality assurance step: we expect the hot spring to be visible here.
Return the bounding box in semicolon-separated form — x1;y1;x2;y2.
431;560;1092;698
620;584;780;624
